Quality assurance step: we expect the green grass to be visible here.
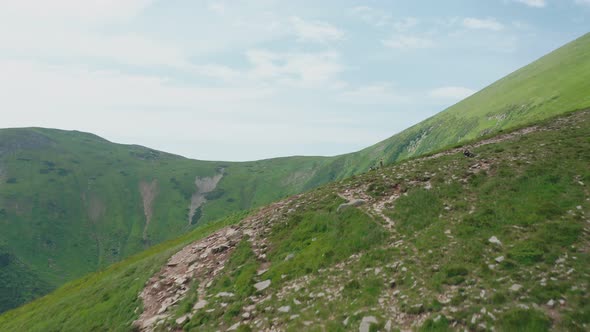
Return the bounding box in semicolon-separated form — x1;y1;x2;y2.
264;200;387;286
498;309;551;332
0;212;244;332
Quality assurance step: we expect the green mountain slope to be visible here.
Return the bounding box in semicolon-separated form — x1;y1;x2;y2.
0;129;330;312
308;32;590;182
1;109;588;331
0;32;589;314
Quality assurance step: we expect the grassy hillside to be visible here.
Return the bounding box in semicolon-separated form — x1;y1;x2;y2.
1;109;588;331
308;32;590;181
0;129;330;312
0;32;588;313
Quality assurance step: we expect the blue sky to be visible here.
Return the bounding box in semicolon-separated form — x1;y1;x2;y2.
0;0;588;161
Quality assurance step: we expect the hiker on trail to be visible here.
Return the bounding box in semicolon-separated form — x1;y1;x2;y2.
379;158;384;168
463;149;475;158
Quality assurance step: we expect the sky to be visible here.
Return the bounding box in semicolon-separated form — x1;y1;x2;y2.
0;0;588;161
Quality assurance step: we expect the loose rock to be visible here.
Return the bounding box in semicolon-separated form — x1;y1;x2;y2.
359;316;378;332
488;236;502;246
254;280;271;291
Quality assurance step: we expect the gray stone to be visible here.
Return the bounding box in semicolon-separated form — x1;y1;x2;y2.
175;314;190;325
359;316;378;332
509;284;523;292
385;320;392;332
488;236;502;246
495;256;505;263
212;243;230;254
142;314;168;328
278;306;291;313
254;279;271;291
337;199;366;212
193;299;208;310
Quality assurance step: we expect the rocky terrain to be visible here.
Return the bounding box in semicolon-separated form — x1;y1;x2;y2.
131;110;590;332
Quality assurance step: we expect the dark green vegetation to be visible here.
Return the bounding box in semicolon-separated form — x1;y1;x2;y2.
0;129;331;312
0;213;244;332
2;109;588;331
0;32;589;313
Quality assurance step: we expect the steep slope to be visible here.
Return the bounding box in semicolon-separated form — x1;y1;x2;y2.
307;32;590;182
1;109;588;332
1;32;589;313
0;128;330;312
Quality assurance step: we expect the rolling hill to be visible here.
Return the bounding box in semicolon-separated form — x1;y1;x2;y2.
0;32;589;314
1;108;588;331
0;129;331;313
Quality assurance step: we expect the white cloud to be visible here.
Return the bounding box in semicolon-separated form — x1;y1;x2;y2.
393;17;419;31
463;18;504;31
0;1;292;68
0;60;273;112
0;0;154;23
430;86;476;100
0;28;189;68
290;16;344;43
207;1;226;14
246;50;345;88
350;6;393;27
350;6;417;32
382;35;435;50
513;0;547;8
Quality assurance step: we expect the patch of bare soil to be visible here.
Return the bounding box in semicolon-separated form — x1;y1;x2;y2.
140;180;159;243
187;171;224;225
83;192;105;223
